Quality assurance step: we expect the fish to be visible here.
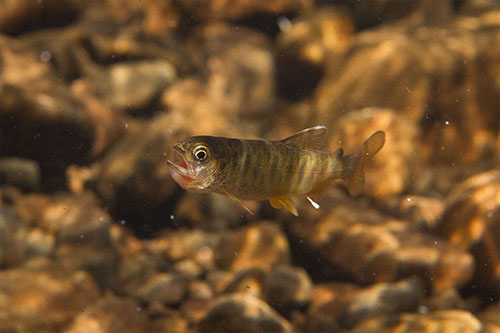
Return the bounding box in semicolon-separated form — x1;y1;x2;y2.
167;126;385;216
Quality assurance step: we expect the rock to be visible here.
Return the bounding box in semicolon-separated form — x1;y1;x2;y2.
341;277;424;329
162;23;275;137
39;192;119;289
195;293;293;333
436;170;500;297
276;8;354;100
477;302;500;332
422;288;468;312
222;267;266;298
161;229;220;271
177;0;311;23
150;308;189;333
328;107;419;199
0;205;27;267
263;265;312;314
216;222;290;272
290;197;474;292
0;157;40;192
352;310;483;333
0;258;100;332
25;227;56;259
180;281;214;324
66;295;149;333
306;278;423;330
306;282;360;332
85;60;176;116
315;7;500;163
0;36;126;186
0;0;80;36
136;272;190;306
115;233;171;298
381;195;445;230
94;113;184;214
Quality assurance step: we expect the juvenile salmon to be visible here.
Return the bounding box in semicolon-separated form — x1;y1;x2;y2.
167;126;385;215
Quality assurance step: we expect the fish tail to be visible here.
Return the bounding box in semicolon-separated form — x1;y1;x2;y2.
341;131;385;196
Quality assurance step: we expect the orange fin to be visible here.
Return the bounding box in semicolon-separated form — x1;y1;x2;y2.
269;197;298;216
269;198;282;209
281;126;327;150
224;191;254;215
343;131;385;196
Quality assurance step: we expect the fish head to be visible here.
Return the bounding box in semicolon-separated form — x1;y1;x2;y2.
167;138;219;191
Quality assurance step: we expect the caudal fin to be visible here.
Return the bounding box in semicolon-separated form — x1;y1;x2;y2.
342;131;385;196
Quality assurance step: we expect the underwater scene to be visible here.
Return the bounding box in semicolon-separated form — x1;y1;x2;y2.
1;0;500;332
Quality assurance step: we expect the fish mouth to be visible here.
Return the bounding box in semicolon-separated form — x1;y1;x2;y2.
167;146;199;189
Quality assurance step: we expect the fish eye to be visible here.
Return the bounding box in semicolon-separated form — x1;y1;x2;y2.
193;145;209;162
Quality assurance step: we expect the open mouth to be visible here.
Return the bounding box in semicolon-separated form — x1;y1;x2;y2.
167;148;198;188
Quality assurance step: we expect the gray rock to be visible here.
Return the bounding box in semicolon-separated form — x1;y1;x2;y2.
263;265;312;314
0;206;27;267
0;157;40;192
341;277;424;328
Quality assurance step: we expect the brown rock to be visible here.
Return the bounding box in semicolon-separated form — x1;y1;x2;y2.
0;35;127;181
315;7;500;163
352;310;483;333
177;0;312;22
307;282;360;332
216;222;290;272
290;198;474;292
66;295;149;333
0;258;100;332
0;0;80;36
39;192;119;289
136;272;190;306
263;265;313;314
150;308;189;333
85;60;176;116
275;8;354;100
477;302;500;332
436;170;500;297
163;23;275;137
196;293;293;333
328;107;419;199
180;281;214;324
222;267;266;298
341;277;424;329
94;113;185;216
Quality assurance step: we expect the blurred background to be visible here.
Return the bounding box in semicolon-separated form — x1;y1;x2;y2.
0;0;499;332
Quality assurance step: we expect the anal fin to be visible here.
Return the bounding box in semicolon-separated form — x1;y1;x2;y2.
269;198;282;209
269;197;298;216
224;191;254;215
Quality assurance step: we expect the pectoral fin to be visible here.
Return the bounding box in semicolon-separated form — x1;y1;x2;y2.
269;197;298;216
224;191;254;215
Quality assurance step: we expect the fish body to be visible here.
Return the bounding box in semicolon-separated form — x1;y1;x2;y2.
167;126;385;215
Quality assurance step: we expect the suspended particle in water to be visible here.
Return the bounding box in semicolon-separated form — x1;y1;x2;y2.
40;50;51;62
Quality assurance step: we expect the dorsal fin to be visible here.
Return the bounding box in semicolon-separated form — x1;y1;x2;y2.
281;126;327;150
